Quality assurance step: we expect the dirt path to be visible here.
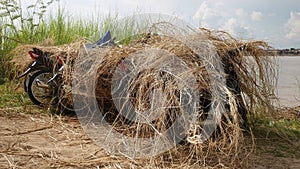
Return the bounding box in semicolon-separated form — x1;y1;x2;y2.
0;108;299;169
0;109;131;168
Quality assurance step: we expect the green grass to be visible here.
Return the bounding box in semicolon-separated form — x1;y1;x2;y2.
246;106;300;158
251;112;300;136
275;119;300;132
0;82;52;116
250;114;300;158
0;0;143;83
0;82;32;108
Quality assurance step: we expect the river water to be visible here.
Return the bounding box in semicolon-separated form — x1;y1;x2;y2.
277;56;300;107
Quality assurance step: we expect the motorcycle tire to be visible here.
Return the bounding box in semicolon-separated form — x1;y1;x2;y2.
23;75;29;93
27;70;54;106
53;84;76;113
23;70;38;93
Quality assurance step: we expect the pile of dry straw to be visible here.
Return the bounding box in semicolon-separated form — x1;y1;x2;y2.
10;27;277;168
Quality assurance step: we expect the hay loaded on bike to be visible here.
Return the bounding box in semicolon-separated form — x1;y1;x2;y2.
14;28;275;158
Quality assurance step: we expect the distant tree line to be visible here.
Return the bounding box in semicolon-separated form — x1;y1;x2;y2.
268;48;300;56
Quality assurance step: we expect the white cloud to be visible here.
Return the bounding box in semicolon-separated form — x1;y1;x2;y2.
221;18;250;37
235;8;246;17
193;1;252;37
193;1;214;20
251;11;263;21
193;0;226;28
285;11;300;41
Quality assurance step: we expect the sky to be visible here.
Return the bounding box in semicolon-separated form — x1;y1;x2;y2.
23;0;300;49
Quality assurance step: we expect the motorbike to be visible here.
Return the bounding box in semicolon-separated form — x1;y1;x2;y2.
19;30;114;108
48;30;115;112
19;30;248;129
18;48;57;105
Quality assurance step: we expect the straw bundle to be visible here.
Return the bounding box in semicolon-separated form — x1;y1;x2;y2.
10;27;277;168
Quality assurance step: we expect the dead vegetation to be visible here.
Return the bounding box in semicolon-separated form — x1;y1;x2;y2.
1;107;299;168
5;25;280;168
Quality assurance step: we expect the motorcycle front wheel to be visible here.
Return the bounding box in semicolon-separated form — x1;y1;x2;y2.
27;70;54;106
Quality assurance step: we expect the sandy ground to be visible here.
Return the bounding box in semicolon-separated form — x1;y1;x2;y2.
0;107;299;169
0;109;127;168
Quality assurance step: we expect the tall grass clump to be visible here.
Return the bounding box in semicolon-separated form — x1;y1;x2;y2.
0;0;57;81
0;0;140;81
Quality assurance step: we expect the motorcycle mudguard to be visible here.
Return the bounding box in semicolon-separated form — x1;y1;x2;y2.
18;61;46;78
18;67;32;78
